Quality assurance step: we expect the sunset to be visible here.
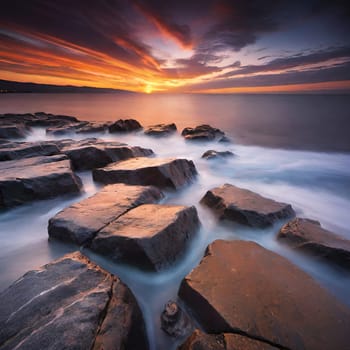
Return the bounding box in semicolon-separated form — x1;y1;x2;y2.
1;0;349;93
1;2;350;350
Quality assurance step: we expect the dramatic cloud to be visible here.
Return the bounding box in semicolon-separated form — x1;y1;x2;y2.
0;0;349;92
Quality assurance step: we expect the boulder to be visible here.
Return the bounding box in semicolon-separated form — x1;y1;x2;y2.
161;300;194;338
48;184;163;244
93;157;197;190
179;240;350;350
179;329;279;350
90;204;200;270
61;140;153;170
108;119;142;133
0;124;30;139
144;123;177;136
0;141;60;161
0;155;82;208
201;184;295;227
278;217;350;269
0;252;148;350
181;125;224;141
201;150;234;160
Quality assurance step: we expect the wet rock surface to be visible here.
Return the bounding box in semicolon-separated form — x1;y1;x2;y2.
182;124;225;141
48;184;163;244
0;155;82;208
0;124;31;139
144;123;177;136
0;252;149;350
278;217;350;269
179;329;279;350
161;301;194;338
108;118;142;133
93;157;197;189
90;204;200;270
201;150;235;160
179;240;350;350
201;183;295;227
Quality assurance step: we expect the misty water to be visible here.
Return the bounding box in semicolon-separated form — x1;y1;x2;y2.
1;93;350;349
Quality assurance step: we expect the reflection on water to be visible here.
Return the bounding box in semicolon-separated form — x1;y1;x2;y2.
0;93;349;152
0;114;350;349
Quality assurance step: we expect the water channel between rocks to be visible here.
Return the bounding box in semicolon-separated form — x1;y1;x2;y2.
1;130;350;350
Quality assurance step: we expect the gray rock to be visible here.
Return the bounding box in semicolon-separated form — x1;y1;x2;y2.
200;183;295;227
0;252;149;350
278;217;350;269
0;124;31;139
182;125;224;141
93;157;197;190
108;119;142;133
48;183;163;244
0;155;82;208
179;240;350;350
144;123;177;136
201;150;234;160
90;204;200;270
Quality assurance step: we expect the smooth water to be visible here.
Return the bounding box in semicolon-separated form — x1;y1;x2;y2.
1;93;350;349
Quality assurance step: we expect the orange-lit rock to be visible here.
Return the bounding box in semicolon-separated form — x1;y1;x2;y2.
90;204;200;270
144;123;177;136
201;183;294;227
181;124;224;141
179;240;350;350
48;184;163;244
108;119;142;133
93;157;197;189
278;217;350;269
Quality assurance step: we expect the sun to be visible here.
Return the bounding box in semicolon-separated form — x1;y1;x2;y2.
145;84;153;94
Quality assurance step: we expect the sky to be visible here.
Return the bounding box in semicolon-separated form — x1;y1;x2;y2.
0;0;349;93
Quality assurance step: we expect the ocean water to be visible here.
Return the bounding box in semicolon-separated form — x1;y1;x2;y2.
0;93;350;349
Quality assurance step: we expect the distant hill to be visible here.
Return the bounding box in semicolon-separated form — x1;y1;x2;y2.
0;80;135;94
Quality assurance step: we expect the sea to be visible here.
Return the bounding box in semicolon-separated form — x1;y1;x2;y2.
0;93;350;349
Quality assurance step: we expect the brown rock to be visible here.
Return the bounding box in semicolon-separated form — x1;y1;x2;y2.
46;122;88;136
48;184;163;244
93;157;197;190
0;155;82;208
108;119;142;133
201;150;234;160
179;240;350;350
181;125;225;141
179;329;279;350
201;183;295;227
90;204;200;270
144;123;177;136
0;252;148;350
278;217;350;269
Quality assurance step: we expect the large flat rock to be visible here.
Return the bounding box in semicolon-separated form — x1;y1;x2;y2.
48;184;163;244
61;139;153;170
201;183;295;227
278;217;350;269
179;329;279;350
93;157;197;189
179;240;350;350
0;155;82;208
90;204;200;270
0;252;148;350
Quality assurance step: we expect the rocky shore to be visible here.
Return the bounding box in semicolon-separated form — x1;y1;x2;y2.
1;112;350;350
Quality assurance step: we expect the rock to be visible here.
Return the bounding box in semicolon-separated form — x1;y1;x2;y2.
93;157;197;190
90;204;200;270
278;217;350;269
181;125;224;141
75;122;110;134
218;136;232;143
48;184;163;244
0;155;82;208
46;122;88;136
179;329;279;350
61;139;153;170
144;123;177;136
200;183;295;227
108;119;142;133
179;240;350;350
161;300;194;338
0;141;60;161
201;150;234;160
0;252;148;350
0;124;31;139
